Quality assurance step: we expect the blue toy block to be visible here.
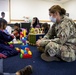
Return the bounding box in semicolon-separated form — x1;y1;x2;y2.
24;37;27;40
24;50;27;52
24;51;27;54
26;44;28;47
21;44;28;49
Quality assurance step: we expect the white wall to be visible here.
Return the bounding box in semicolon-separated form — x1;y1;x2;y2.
0;0;63;23
63;0;76;20
1;0;76;23
11;0;62;21
0;0;9;22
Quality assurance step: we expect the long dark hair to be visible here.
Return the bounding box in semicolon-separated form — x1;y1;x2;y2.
0;18;7;29
32;17;39;28
41;23;49;34
0;19;3;29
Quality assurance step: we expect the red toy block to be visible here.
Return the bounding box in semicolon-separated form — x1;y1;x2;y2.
25;48;30;51
23;54;32;58
20;54;32;58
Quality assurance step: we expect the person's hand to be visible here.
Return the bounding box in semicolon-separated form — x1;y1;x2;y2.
12;31;18;35
36;39;41;47
16;34;19;37
31;21;33;25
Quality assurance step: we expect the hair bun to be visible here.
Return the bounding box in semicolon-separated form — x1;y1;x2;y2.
61;8;66;15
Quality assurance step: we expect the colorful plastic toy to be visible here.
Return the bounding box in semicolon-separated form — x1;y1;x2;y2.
15;47;21;53
20;29;27;40
20;54;32;58
20;48;32;58
28;51;32;55
19;29;32;58
21;44;28;49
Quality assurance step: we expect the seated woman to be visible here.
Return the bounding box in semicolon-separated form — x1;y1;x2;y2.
0;19;18;58
31;17;40;28
36;5;76;62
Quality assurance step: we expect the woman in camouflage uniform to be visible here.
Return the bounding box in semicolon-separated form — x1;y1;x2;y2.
36;5;76;62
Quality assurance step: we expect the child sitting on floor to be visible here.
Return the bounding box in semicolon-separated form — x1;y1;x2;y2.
41;23;50;34
0;19;18;58
13;23;22;40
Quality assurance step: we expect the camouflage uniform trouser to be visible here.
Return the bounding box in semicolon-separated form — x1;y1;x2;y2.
38;40;76;62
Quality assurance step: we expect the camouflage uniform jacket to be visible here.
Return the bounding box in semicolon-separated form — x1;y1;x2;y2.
43;15;76;45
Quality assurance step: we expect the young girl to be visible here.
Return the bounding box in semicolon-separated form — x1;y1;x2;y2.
41;23;50;34
13;23;22;40
0;19;18;58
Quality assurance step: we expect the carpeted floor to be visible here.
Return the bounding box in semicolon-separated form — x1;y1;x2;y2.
0;59;3;75
3;45;76;75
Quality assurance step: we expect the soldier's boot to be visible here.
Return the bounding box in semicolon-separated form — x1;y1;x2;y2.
16;65;33;75
41;53;61;62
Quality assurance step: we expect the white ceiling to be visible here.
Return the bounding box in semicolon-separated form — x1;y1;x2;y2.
41;0;73;3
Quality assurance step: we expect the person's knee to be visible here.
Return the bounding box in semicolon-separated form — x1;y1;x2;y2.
45;43;57;57
61;57;75;62
61;50;76;62
45;43;50;52
45;42;55;52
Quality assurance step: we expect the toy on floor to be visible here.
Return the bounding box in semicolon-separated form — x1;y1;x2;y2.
13;36;22;44
8;41;13;44
15;47;21;53
8;41;14;48
20;48;32;58
16;29;32;58
20;29;28;50
20;29;26;40
30;28;43;34
8;38;22;44
15;47;32;58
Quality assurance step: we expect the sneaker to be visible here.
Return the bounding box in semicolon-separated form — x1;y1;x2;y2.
16;65;33;75
41;53;60;62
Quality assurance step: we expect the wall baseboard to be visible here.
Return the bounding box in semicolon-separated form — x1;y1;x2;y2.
10;19;76;23
11;19;51;23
